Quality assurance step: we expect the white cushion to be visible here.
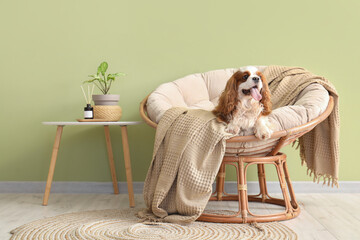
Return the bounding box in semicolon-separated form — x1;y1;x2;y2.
147;68;239;123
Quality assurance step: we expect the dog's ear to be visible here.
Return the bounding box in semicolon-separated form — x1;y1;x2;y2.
257;71;272;115
212;71;241;123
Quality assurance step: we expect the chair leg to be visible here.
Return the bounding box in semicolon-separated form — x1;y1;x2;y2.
283;161;299;209
257;164;268;202
216;163;225;200
238;158;248;223
275;159;292;215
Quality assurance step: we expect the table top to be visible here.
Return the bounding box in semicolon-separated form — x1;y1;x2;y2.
42;121;142;126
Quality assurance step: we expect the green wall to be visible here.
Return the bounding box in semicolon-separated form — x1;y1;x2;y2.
0;0;358;183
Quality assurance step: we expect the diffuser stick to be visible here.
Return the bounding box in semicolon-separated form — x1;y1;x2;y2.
91;84;94;99
81;86;89;104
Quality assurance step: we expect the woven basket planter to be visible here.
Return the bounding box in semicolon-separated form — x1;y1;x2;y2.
93;105;122;121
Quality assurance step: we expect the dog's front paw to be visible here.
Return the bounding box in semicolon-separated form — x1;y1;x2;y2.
226;124;240;135
254;120;273;140
255;126;273;140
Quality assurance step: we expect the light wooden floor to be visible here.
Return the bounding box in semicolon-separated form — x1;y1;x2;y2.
0;193;359;239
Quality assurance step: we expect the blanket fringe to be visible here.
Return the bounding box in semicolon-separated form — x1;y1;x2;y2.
292;139;301;150
298;143;339;188
135;209;166;223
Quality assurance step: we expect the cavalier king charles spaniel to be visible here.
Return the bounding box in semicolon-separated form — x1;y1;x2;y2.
213;66;273;139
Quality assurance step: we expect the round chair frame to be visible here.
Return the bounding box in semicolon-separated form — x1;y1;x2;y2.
139;94;334;223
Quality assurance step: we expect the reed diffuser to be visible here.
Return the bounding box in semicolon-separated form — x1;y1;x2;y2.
81;84;95;119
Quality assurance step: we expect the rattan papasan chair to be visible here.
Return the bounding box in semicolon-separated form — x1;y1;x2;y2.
139;66;334;223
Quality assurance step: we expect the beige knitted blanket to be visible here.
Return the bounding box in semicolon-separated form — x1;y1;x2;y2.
137;107;233;224
263;66;340;187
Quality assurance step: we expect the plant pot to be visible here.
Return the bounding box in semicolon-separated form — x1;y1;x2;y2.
92;94;120;106
93;105;122;121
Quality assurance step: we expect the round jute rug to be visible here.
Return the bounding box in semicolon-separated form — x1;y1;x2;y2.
10;208;297;240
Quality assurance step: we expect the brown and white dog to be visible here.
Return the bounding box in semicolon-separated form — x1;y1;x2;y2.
213;66;273;139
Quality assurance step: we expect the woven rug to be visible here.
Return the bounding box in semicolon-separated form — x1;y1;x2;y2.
10;208;297;240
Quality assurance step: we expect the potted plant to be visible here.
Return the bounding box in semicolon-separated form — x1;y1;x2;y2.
84;61;125;105
82;61;125;121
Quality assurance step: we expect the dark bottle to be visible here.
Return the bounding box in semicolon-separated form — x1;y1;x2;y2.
84;104;94;119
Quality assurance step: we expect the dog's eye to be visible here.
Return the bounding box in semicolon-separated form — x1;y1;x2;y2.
242;74;249;80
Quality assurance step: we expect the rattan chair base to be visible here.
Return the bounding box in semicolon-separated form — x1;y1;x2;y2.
197;153;300;223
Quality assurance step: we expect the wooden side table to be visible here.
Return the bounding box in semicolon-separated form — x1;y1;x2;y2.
42;121;141;207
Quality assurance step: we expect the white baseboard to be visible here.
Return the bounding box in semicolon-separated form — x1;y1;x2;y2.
0;181;359;194
0;181;144;194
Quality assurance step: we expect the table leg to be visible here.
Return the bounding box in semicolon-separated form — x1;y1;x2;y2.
104;126;119;194
120;126;135;207
42;125;64;206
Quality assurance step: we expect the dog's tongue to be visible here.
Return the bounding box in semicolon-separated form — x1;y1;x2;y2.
250;87;262;101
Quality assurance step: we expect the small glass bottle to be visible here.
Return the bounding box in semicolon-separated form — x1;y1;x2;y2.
84;104;94;119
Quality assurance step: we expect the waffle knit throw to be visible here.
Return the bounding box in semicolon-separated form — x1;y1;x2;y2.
138;108;233;224
263;66;340;187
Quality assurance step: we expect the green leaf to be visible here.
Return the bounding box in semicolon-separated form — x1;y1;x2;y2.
112;72;126;77
97;62;108;76
107;72;125;81
83;79;96;83
88;74;100;79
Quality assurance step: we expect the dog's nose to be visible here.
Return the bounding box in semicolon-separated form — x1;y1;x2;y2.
252;77;260;83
